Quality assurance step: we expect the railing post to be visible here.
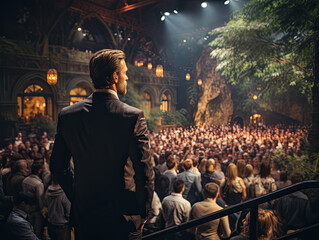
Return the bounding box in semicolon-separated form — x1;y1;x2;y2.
250;205;258;240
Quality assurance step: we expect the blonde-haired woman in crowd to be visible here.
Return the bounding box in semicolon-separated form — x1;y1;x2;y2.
201;159;221;187
230;209;280;240
243;164;255;199
220;163;247;206
237;159;246;179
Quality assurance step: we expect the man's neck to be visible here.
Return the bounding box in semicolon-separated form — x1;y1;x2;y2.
206;198;217;203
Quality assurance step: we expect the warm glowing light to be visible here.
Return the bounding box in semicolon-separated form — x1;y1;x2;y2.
224;0;230;5
156;65;164;77
250;116;253;119
197;79;202;85
43;103;46;107
201;2;207;8
253;95;258;100
77;27;82;31
148;63;152;70
257;87;261;91
183;39;187;43
186;73;190;81
161;16;165;21
164;12;170;16
137;61;144;67
47;68;57;85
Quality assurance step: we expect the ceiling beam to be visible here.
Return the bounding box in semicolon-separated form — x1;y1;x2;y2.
116;0;160;13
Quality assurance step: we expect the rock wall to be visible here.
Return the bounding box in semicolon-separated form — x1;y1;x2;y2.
194;48;233;127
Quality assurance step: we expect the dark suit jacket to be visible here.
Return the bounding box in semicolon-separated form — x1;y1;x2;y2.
50;91;154;239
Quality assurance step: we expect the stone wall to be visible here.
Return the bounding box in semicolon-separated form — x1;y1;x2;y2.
194;48;233;127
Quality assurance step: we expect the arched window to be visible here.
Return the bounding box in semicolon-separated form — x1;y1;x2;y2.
160;91;172;112
70;87;88;105
17;84;53;121
141;91;152;112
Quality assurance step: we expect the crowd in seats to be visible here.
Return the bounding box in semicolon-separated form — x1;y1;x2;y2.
0;124;318;239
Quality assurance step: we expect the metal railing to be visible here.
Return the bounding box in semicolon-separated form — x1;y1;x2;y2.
142;180;319;240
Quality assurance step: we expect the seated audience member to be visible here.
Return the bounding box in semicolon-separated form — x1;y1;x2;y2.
163;156;177;193
274;172;316;233
243;164;254;199
190;183;231;240
201;159;220;187
221;163;246;206
230;209;279;240
176;159;202;205
22;161;45;238
43;176;71;240
6;192;40;240
253;162;277;198
276;171;292;189
162;179;191;239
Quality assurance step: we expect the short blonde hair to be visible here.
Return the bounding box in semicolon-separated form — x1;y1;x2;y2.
183;159;193;170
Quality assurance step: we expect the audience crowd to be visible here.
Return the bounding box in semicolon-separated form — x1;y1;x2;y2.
0;124;317;240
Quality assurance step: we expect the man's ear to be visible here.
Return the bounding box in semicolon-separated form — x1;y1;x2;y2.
112;72;118;83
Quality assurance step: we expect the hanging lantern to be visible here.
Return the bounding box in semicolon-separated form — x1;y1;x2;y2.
186;73;190;81
47;68;57;85
147;63;152;70
197;79;202;86
156;65;164;77
253;95;258;100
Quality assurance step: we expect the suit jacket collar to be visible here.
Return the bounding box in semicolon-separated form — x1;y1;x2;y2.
95;89;119;100
91;91;120;102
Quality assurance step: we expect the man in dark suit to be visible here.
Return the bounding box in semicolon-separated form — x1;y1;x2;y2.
50;49;154;239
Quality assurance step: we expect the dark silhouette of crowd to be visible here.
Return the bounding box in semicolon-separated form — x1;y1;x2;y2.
0;124;318;239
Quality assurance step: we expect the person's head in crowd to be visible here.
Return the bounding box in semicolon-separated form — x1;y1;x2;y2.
13;192;32;213
25;140;31;150
18;143;26;151
206;159;215;173
11;152;23;161
259;162;271;178
237;159;246;178
203;183;219;200
245;164;254;178
6;142;13;152
279;171;288;182
39;146;46;156
33;153;44;162
173;179;185;194
177;162;185;174
213;155;220;163
31;161;44;176
165;150;172;160
198;159;207;173
208;149;214;159
199;151;205;161
192;158;199;168
290;172;303;184
166;156;176;170
183;159;193;171
226;163;238;182
227;154;233;162
12;144;19;153
158;150;166;164
32;144;39;154
12;159;28;175
242;209;279;239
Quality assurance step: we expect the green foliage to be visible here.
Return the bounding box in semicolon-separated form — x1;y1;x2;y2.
208;0;318;103
270;151;319;180
161;108;189;126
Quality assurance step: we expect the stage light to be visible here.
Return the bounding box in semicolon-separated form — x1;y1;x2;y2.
183;39;187;43
253;95;258;100
128;38;131;41
201;2;207;8
186;73;190;81
77;27;82;31
173;10;178;14
161;16;165;21
224;0;230;5
164;12;170;16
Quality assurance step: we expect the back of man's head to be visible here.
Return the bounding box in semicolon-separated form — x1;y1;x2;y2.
204;183;219;199
12;160;27;173
31;161;43;175
13;192;32;207
89;49;126;89
166;156;176;170
173;179;185;194
183;159;193;170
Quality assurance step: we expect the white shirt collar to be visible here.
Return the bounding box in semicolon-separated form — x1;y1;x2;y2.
95;89;119;100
